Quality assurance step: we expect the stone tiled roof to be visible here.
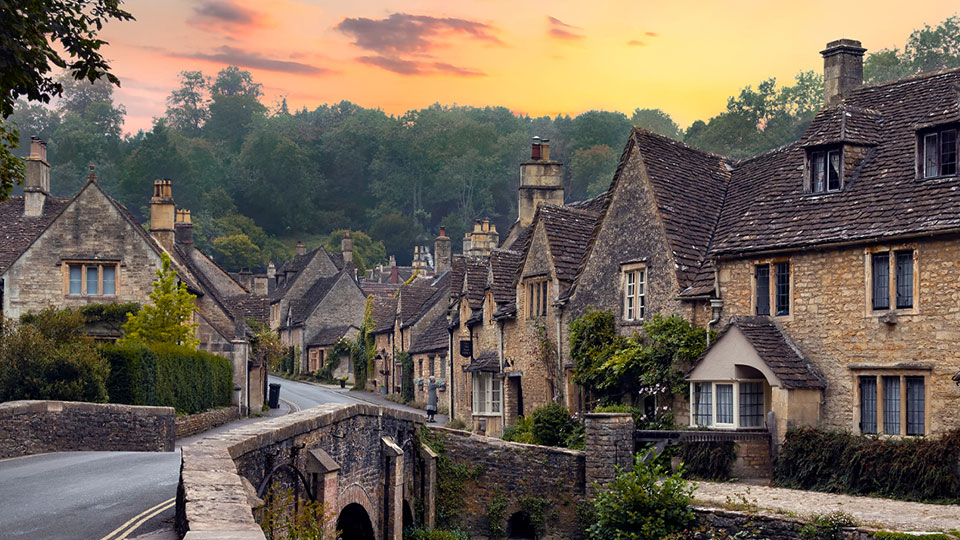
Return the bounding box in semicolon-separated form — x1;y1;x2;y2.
464;256;488;309
463;350;499;372
490;249;522;317
449;256;466;302
537;204;602;283
226;294;270;325
704;316;825;389
361;281;401;297
398;271;449;329
288;275;341;324
567;191;610;213
307;325;354;347
408;314;449;354
0;195;73;273
714;68;960;255
799;104;883;147
370;295;397;334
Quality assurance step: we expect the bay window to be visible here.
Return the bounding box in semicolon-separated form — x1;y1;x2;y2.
690;380;766;429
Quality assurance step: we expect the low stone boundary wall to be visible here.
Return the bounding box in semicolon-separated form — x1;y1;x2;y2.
0;400;174;458
431;426;587;540
175;406;239;439
177;403;424;540
693;507;876;540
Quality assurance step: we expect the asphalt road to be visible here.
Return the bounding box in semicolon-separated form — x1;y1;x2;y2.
0;378;362;540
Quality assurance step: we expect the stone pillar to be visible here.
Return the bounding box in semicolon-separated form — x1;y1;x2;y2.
305;448;340;539
382;437;404;540
419;442;438;528
584;413;634;498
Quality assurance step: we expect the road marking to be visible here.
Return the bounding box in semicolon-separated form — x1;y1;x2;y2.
112;499;176;540
280;397;301;413
99;497;174;540
0;452;50;464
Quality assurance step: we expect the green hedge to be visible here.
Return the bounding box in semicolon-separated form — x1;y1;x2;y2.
99;343;232;414
774;427;960;502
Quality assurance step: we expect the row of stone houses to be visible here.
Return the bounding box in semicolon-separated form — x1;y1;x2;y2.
0;141;268;412
443;38;960;441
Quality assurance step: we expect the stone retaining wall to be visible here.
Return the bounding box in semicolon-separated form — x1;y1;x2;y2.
174;406;239;439
0;400;174;458
431;426;586;540
732;437;772;479
693;507;876;540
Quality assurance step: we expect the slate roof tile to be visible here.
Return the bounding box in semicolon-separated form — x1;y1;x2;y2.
0;196;77;273
408;314;449;354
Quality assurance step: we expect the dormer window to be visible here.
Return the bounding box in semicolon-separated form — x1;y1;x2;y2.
920;127;957;178
809;147;841;193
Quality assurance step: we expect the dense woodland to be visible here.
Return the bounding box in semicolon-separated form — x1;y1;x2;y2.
7;17;960;272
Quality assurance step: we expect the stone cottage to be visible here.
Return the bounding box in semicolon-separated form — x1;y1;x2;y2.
0;140;266;412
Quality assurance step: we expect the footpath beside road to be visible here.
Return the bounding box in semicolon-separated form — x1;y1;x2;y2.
694;481;960;532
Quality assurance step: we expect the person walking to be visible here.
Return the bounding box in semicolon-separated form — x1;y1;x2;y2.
426;376;438;423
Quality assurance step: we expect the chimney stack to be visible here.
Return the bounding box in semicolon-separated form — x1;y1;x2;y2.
341;231;353;264
389;255;399;283
150;179;176;252
23;137;50;217
821;39;866;107
254;275;268;296
267;262;276;280
239;268;253;291
175;209;194;247
518;137;563;228
295;241;306;256
434;226;452;275
466;218;499;257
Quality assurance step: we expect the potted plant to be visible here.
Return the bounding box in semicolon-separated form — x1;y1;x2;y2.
339;376;347;388
436;377;446;391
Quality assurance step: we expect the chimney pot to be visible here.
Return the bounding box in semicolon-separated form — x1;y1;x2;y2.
541;139;551;161
296;241;306;256
821;38;866;107
440;226;446;237
267;262;276;279
531;136;542;160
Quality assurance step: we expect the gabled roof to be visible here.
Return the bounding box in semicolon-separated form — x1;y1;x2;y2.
713;68;960;255
698;316;825;389
0;195;73;274
307;324;356;347
408;314;449;354
271;247;335;300
398;271;449;329
463;350;499;372
225;294;270;325
536;204;601;283
370;295;398;334
799;103;883;147
287;274;342;324
464;256;488;309
490;248;522;317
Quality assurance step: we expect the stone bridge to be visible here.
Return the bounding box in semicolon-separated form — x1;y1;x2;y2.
177;403;435;540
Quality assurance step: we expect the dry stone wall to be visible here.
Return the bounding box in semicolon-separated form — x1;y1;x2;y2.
174;406;239;440
0;400;174;458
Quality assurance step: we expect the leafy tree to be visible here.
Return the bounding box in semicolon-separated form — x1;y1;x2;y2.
569;144;617;199
205;66;266;150
120;253;199;347
249;320;285;373
322;229;386;276
0;0;133;201
630;108;681;139
864;16;960;83
0;308;108;402
586;455;694;540
212;233;262;271
166;70;210;137
371;213;424;265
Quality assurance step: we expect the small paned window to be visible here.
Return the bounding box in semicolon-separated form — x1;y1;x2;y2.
623;268;646;321
693;383;712;426
906;376;925;436
428;355;435;376
871;253;890;310
775;262;790;316
66;263;118;297
895;251;914;309
472;373;501;415
882;376;900;435
528;280;548;317
859;376;878;434
418;358;423;378
739;382;764;428
755;265;770;316
810;148;842;193
440;356;446;379
921;128;958;178
716;384;734;425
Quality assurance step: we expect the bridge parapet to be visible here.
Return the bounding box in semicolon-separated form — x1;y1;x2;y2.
177;403;426;540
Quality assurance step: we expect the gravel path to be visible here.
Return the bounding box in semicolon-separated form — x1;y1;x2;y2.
693;481;960;532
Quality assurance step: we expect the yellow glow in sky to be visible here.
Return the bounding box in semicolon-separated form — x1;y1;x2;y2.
101;0;960;133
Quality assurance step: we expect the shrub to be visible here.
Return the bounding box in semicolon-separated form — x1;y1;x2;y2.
531;402;580;447
775;426;960;502
403;528;470;540
100;342;157;405
502;415;536;444
587;454;694;540
799;512;858;540
678;441;736;481
0;308;108;403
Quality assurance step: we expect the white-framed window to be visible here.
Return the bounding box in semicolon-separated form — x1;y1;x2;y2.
623;268;646;321
472;373;502;416
690;380;766;429
66;262;117;296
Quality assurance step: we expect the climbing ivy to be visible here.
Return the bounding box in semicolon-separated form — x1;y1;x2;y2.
399;351;414;403
517;496;550;540
485;490;507;540
417;426;484;529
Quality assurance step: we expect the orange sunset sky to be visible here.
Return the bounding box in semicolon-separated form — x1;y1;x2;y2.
100;0;959;134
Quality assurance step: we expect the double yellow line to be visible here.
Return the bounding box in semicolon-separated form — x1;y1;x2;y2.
280;397;301;413
99;497;175;540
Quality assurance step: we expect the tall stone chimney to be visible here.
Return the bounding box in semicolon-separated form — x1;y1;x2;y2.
175;209;194;247
254;275;268;296
239;268;253;291
23;137;50;217
518;137;563;228
150;179;175;252
822;39;866;107
434;226;452;275
295;241;306;256
267;262;276;279
466;219;499;257
341;231;353;264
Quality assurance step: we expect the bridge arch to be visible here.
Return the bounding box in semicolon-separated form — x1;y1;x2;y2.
337;502;375;540
337;482;379;540
507;511;536;539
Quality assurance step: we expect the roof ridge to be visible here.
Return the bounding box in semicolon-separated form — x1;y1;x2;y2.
631;126;733;162
853;66;960;93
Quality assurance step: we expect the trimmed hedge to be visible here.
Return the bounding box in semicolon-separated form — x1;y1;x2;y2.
774;426;960;502
99;343;232;414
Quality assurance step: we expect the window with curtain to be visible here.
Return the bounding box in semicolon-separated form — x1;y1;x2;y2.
66;262;118;297
882;376;900;435
716;384;734;425
693;383;712;426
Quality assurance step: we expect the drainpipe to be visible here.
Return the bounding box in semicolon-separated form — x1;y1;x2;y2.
706;298;724;347
498;320;505;430
555;305;564;406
